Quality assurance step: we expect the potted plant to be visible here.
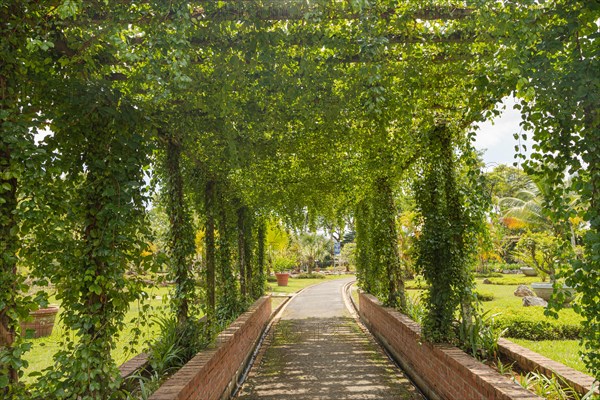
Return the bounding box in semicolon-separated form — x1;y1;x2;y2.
21;305;60;338
273;256;296;286
514;231;575;303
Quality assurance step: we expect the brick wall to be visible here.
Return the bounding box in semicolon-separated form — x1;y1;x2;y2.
119;352;149;380
149;296;272;400
359;292;541;400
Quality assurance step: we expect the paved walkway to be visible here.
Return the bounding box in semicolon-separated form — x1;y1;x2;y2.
235;278;424;400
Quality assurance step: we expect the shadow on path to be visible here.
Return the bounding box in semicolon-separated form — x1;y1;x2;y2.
235;279;424;400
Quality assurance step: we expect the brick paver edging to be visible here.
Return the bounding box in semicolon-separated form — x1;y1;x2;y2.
498;338;598;396
358;292;541;400
149;296;272;400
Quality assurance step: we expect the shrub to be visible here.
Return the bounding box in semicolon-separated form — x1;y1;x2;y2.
515;371;587;400
483;276;540;285
496;307;582;340
488;262;522;272
404;294;426;324
405;277;429;289
273;255;297;273
295;273;326;279
266;275;277;282
457;310;507;361
475;291;495;301
475;272;504;278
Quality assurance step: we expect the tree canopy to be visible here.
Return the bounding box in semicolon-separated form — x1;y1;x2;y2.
1;0;598;396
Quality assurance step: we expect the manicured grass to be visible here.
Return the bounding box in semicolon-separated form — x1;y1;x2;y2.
509;339;590;375
22;286;171;382
266;274;355;294
477;279;581;320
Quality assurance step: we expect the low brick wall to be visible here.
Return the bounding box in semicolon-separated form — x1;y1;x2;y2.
499;339;598;396
358;292;541;400
119;352;149;380
150;296;271;400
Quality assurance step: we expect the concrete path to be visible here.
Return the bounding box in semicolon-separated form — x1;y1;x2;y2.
235;277;424;400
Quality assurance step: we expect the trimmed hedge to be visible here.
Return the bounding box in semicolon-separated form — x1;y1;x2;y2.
497;307;582;340
405;279;429;290
482;276;540;285
474;272;504;278
295;273;326;279
475;291;495;301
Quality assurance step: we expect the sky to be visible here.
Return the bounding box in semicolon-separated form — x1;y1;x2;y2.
473;97;533;170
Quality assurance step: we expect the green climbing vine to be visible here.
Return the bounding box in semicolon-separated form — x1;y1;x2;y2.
29;84;153;399
414;124;479;343
355;177;407;310
162;132;198;327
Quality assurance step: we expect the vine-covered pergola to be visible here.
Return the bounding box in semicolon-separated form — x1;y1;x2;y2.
1;0;598;398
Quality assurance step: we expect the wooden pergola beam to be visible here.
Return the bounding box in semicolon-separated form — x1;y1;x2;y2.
189;30;480;48
191;3;473;22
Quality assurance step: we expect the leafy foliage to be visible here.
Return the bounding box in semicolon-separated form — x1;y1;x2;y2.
1;0;599;393
489;0;600;377
496;308;583;341
514;231;571;282
414;125;483;343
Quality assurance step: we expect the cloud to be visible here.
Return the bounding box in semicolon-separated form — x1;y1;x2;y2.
474;97;533;168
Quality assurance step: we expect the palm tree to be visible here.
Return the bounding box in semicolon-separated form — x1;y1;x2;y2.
266;220;291;274
498;179;550;231
296;233;330;274
499;176;581;249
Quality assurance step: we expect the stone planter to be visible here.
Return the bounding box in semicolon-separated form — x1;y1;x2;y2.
531;282;575;303
275;272;290;286
520;267;538;277
21;306;59;338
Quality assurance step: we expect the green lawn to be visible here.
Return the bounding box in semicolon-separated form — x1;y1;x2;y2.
509;339;588;373
22;286;171;382
23;275;354;382
266;274;355;294
475;278;582;326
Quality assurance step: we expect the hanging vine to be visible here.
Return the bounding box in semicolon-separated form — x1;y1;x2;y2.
414;124;476;343
216;184;242;321
29;84;153;399
204;179;217;326
163;133;197;327
255;218;267;298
